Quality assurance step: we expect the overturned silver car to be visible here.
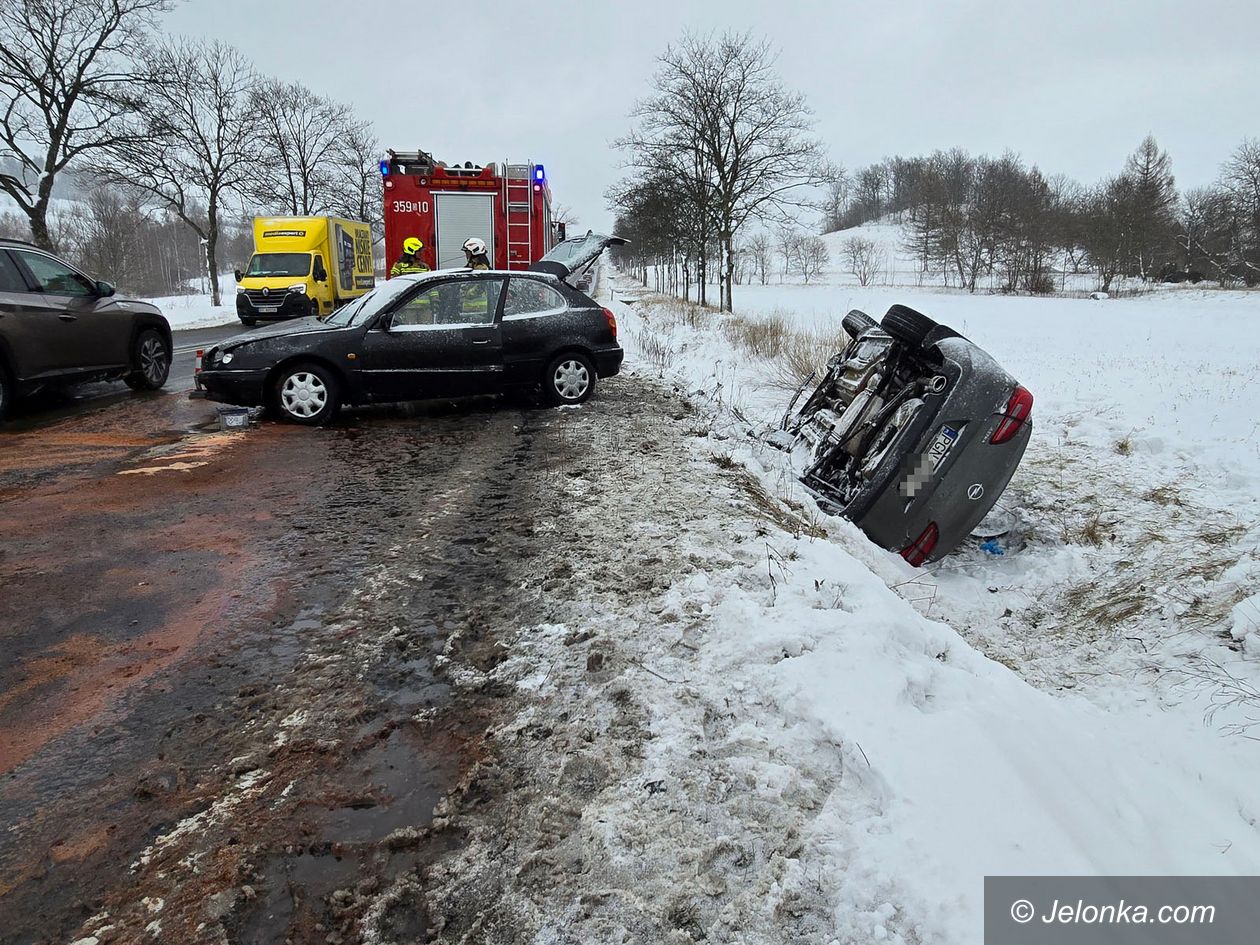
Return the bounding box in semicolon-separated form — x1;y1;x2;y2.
781;305;1033;565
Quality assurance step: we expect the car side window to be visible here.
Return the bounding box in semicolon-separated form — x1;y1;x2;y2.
392;279;503;329
0;251;28;292
503;279;566;319
13;250;96;297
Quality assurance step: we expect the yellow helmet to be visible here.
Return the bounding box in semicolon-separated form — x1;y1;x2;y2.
403;237;423;255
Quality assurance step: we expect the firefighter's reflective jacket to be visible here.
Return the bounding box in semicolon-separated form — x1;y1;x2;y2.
390;256;430;278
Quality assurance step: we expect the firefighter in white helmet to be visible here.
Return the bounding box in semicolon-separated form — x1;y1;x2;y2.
462;237;490;270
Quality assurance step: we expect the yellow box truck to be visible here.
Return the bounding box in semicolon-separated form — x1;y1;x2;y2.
234;217;375;326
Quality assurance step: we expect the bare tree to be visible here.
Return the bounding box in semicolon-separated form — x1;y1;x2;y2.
552;204;579;229
747;231;772;284
619;31;833;311
797;235;829;283
250;79;357;216
820;170;849;233
107;39;259;306
331;118;383;239
1221;138;1260;284
775;226;801;282
0;0;169;248
842;235;884;286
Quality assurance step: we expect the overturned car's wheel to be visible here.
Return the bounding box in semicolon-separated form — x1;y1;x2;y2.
543;352;596;406
272;361;340;425
124;329;171;391
881;304;938;348
842;309;879;339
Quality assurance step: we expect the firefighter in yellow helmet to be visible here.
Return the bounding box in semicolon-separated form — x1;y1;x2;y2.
390;237;430;278
462;237;491;270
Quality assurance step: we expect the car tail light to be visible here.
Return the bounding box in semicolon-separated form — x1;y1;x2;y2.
990;385;1033;444
195;349;204;374
602;307;618;338
900;522;939;567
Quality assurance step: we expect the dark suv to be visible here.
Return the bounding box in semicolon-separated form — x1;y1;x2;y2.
0;239;172;418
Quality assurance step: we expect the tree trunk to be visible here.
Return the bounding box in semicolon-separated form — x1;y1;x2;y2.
206;195;221;307
722;234;734;311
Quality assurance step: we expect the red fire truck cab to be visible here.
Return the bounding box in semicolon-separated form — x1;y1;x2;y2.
381;149;560;275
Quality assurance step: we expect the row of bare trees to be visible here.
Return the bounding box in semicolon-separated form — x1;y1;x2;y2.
830;136;1260;291
607;31;833;311
0;0;383;302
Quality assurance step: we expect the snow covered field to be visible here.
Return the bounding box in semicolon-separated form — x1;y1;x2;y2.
590;264;1260;942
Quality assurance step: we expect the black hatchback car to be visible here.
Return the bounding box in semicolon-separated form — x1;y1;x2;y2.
0;239;172;418
195;234;626;425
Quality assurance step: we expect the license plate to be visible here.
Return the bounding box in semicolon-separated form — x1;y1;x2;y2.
257;305;279;313
927;425;959;471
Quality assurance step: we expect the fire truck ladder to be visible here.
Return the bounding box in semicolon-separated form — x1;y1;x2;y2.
504;163;534;270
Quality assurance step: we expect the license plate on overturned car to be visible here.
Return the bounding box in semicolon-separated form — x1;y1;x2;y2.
927;425;959;471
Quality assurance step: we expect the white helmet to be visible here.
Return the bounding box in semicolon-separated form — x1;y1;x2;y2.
462;237;487;256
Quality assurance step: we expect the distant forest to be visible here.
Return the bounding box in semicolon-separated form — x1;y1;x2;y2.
818;136;1260;293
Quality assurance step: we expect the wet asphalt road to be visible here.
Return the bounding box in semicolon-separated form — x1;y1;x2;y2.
0;344;613;943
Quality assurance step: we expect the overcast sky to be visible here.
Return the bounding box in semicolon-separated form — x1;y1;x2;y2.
164;0;1256;231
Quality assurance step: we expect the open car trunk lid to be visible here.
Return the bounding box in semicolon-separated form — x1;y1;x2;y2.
530;231;627;284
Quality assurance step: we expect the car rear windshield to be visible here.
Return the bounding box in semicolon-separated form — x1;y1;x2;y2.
245;253;311;277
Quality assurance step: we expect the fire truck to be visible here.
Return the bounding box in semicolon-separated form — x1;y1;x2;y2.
380;149;561;275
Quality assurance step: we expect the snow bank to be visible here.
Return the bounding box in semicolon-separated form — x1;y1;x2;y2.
605;268;1260;941
133;291;238;331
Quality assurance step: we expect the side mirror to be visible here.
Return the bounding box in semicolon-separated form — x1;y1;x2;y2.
375;313;392;332
95;280;116;298
233;268;243;282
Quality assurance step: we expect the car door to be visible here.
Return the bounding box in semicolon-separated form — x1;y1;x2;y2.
500;277;572;386
0;249;50;379
9;249;130;374
358;276;506;402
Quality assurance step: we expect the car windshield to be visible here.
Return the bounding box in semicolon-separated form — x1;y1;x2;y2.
245;253;311;277
321;278;417;328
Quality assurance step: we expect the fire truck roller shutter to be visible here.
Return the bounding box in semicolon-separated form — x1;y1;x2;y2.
435;192;495;270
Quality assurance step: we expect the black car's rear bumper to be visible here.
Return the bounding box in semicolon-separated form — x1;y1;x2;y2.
194;367;269;407
595;347;624;377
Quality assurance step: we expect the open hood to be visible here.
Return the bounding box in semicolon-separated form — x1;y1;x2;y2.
529;231;628;282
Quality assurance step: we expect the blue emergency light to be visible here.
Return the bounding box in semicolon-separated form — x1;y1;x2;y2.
379;160;390;177
534;166;545;181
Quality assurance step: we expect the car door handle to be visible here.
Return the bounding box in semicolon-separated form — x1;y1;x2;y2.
58;312;77;322
472;338;491;345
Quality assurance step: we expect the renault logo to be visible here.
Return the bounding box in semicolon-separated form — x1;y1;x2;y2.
967;483;985;500
261;287;270;297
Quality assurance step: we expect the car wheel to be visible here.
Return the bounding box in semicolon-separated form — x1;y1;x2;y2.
881;304;938;347
543;352;596;406
842;309;878;339
240;317;257;327
124;329;171;391
272;362;340;425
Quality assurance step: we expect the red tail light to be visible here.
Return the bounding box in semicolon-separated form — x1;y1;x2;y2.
990;385;1033;445
602;307;618;339
900;522;939;567
195;349;204;374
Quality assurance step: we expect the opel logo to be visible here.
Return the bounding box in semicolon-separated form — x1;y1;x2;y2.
967;483;985;500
